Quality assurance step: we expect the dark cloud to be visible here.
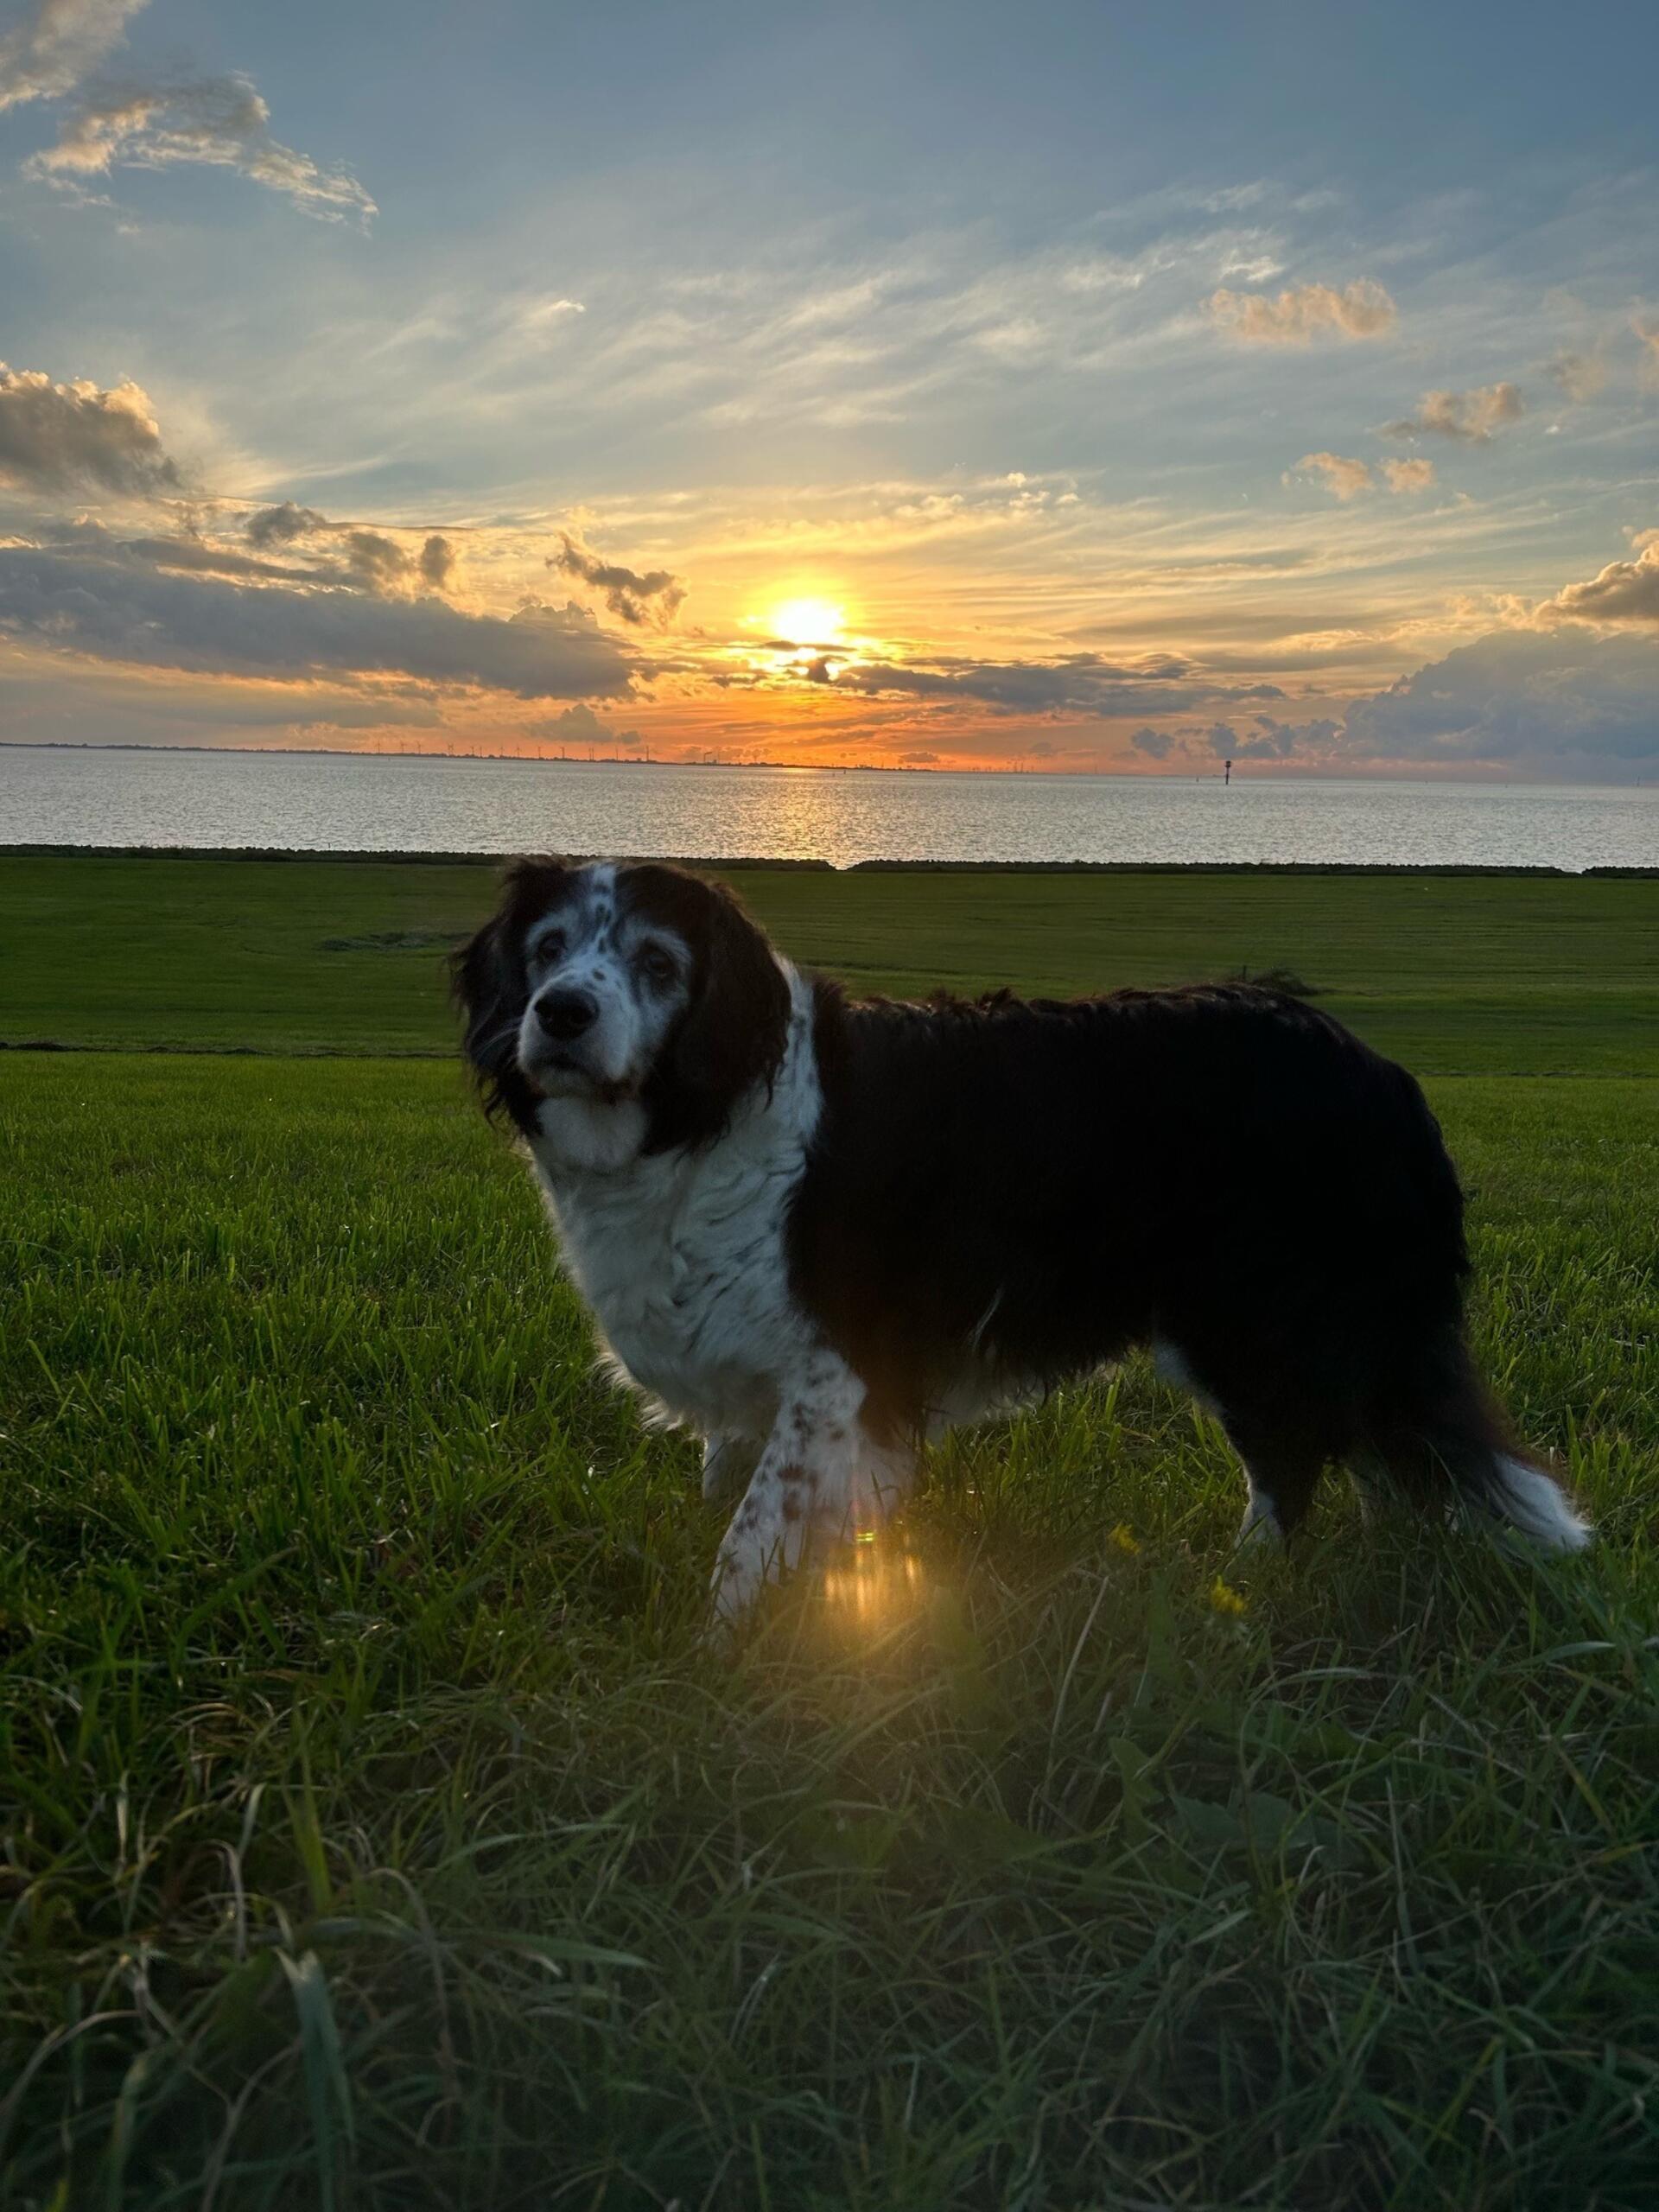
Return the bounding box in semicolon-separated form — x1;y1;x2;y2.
1129;725;1173;759
46;518;340;587
529;701;642;749
0;362;180;496
244;508;457;595
344;529;412;590
245;501;327;548
1205;714;1340;760
0;543;632;699
1383;383;1523;443
1342;629;1659;769
836;650;1283;719
550;532;685;626
419;533;456;591
28;71;377;224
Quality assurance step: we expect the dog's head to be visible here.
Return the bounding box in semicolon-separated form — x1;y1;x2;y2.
454;859;791;1154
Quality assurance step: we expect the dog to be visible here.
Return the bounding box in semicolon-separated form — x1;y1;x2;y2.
455;857;1591;1618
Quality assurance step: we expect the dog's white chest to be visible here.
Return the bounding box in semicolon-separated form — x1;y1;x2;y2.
527;985;822;1439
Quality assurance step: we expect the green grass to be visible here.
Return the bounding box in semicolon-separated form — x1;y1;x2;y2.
4;851;1659;1071
3;857;1659;2208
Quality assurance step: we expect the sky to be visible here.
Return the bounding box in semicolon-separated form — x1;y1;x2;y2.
1;0;1657;779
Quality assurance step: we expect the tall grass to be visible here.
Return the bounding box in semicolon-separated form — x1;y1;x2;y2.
4;1056;1656;2209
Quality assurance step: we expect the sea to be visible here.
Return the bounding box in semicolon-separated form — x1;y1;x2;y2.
4;746;1657;872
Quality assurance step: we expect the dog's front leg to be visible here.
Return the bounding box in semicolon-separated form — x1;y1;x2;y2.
709;1352;898;1620
701;1432;760;1503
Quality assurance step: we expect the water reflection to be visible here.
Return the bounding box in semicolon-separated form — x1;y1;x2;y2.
8;747;1657;871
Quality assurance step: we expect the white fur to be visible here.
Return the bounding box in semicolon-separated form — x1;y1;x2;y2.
1486;1453;1593;1552
517;862;692;1103
525;963;904;1613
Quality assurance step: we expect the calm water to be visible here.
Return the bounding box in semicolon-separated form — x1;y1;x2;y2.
4;746;1658;871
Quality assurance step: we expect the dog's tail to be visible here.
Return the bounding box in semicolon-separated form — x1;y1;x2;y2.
1370;1330;1592;1553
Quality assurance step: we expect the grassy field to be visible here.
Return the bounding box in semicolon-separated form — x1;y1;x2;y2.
3;855;1658;2209
4;850;1659;1071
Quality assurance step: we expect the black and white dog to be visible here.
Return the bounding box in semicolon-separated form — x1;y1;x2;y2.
456;858;1590;1618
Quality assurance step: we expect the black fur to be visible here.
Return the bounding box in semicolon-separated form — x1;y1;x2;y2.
453;859;791;1153
626;865;791;1154
789;979;1547;1535
452;859;575;1134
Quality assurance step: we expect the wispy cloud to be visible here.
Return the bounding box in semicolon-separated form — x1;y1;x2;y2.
29;74;377;223
0;0;145;112
1207;278;1395;345
1547;350;1606;403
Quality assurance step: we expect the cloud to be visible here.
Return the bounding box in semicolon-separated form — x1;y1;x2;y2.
529;701;641;749
1210;714;1340;760
1287;451;1373;501
1539;537;1659;626
41;516;337;586
243;508;454;594
1547;351;1606;403
1633;316;1659;384
245;501;327;548
1383;383;1523;442
0;0;145;112
550;531;685;626
0;542;633;698
344;528;412;591
418;533;455;591
1207;278;1395;345
28;73;376;223
1129;725;1173;759
1380;457;1436;493
836;651;1283;719
1342;628;1659;770
0;361;180;495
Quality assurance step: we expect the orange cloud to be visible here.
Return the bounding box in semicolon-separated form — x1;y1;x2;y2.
1208;279;1396;345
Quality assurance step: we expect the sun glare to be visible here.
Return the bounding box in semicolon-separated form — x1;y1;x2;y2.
770;596;846;645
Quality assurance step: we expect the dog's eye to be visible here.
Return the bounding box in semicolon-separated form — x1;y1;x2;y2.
637;945;677;986
533;933;564;966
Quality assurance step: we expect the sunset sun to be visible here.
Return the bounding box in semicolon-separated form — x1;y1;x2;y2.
770;596;846;645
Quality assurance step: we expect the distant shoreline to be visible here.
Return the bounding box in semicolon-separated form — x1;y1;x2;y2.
8;741;1650;789
3;844;1655;878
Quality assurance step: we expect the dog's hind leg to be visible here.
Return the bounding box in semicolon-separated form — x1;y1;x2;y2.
1156;1339;1326;1549
1220;1418;1327;1551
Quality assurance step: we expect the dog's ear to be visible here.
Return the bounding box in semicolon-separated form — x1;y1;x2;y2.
452;861;564;1132
645;873;791;1152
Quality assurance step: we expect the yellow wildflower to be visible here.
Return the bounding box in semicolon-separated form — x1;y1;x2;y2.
1109;1522;1141;1556
1209;1576;1249;1618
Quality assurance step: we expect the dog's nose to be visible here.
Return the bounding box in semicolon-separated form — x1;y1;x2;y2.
534;987;598;1041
